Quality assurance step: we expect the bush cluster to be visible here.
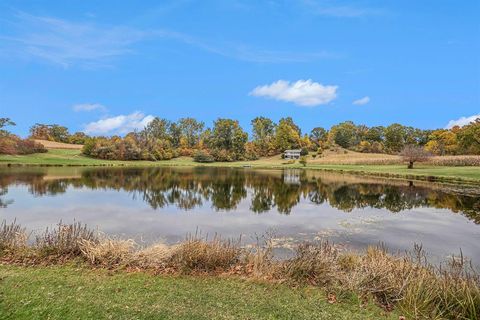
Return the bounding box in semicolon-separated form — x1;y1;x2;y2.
0;135;47;155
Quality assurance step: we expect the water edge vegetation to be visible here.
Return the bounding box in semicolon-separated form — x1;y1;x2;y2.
0;220;478;319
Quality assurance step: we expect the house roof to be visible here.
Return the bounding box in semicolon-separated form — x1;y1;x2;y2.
284;149;302;153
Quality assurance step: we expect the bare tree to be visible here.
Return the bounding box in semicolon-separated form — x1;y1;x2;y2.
400;145;432;169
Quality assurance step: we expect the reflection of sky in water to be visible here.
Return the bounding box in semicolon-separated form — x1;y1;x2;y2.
3;184;479;263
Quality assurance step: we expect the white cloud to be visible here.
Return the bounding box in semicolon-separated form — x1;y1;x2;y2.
84;112;154;135
352;96;370;105
250;79;338;107
73;103;106;112
445;114;480;129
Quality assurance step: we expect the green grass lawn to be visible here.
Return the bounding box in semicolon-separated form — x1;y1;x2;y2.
0;265;397;320
1;149;479;183
307;163;480;182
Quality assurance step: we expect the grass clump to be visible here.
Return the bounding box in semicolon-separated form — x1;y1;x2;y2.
279;242;338;286
80;236;135;268
0;220;27;254
170;234;242;274
35;221;98;258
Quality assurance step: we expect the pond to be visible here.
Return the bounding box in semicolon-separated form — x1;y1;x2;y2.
1;166;479;262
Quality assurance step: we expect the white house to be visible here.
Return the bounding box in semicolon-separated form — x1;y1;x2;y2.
283;149;302;159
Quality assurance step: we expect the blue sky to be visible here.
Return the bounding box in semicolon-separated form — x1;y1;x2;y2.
1;0;479;137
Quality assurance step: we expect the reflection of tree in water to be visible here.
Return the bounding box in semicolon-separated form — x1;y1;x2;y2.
0;186;13;208
0;167;478;223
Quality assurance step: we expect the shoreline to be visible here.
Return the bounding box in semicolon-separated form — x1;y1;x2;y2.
2;159;480;186
1;220;478;319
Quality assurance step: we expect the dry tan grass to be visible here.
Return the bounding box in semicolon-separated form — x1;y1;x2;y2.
35;222;97;257
429;155;480;166
0;220;28;252
311;151;402;165
169;235;243;274
80;236;135;267
134;243;175;269
308;150;480;166
34;139;83;150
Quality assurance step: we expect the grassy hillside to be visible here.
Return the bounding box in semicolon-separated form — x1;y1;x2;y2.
0;265;397;320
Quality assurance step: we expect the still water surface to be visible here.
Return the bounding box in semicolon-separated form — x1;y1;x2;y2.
1;166;479;261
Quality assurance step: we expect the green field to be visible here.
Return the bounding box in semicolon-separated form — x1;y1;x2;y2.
1;149;479;183
0;265;397;320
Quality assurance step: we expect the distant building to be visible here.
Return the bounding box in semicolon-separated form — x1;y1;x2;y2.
284;149;302;159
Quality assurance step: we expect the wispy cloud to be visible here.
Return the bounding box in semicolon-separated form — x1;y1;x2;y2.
352;96;370;105
158;32;338;62
301;0;384;18
84;112;154;135
250;79;338;107
0;12;338;67
0;12;148;67
73;103;107;112
445;114;480;129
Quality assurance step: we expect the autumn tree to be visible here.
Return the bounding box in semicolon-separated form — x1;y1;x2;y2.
178;117;204;148
275;117;301;151
384;123;406;153
251;117;276;156
68;132;89;145
425;130;458;155
309;127;327;149
0;118;15;137
400;145;432;169
456;118;480;154
29;124;69;142
168;122;182;148
208;118;248;161
49;125;70;143
365;126;384;143
329;121;358;149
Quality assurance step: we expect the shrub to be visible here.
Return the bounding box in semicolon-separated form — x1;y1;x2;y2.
210;149;234;162
16;139;47;154
300;147;309;156
0;136;46;155
299;156;307;167
193;150;215;163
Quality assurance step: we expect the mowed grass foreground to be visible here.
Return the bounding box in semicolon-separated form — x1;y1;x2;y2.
0;265;397;320
1;148;480;183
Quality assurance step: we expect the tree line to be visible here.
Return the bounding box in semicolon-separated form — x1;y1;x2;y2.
1;116;479;160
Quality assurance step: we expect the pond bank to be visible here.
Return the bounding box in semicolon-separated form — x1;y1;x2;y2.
1;220;478;320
